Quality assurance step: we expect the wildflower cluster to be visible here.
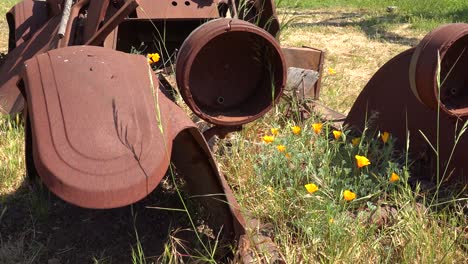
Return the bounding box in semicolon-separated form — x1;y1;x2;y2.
256;120;404;205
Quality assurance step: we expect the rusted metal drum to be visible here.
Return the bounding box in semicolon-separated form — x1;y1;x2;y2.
176;18;286;126
409;23;468;117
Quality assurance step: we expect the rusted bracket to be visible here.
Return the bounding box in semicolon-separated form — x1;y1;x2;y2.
86;0;139;46
82;0;110;43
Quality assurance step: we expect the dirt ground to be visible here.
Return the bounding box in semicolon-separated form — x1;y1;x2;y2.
279;9;425;113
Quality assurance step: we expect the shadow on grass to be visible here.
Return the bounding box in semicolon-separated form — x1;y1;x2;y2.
282;7;468;46
0;175;213;263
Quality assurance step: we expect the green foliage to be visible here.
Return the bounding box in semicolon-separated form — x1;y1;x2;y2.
218;113;466;262
278;0;468;31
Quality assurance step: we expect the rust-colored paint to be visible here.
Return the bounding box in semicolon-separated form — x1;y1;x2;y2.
345;46;468;183
176;18;286;126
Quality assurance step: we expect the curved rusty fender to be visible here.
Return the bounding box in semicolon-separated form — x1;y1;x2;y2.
22;44;244;247
21;46;286;262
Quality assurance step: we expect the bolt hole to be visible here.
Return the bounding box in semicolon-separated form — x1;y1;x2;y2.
172;1;177;6
217;97;225;104
185;1;190;6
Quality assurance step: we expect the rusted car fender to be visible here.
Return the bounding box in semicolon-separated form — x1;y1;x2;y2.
21;45;286;262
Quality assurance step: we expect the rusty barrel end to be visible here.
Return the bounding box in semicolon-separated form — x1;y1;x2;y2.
410;23;468;117
176;18;286;126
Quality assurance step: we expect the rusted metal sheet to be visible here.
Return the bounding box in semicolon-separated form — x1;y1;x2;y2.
23;46;179;208
345;42;468;183
0;15;61;114
282;47;325;100
20;45;288;262
85;0;139;46
82;0;110;43
6;0;49;51
176;18;286;126
135;0;220;19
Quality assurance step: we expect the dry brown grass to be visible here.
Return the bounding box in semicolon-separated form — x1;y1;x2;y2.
279;8;425;113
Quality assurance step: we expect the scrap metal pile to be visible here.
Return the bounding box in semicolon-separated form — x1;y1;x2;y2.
0;0;324;262
0;0;467;262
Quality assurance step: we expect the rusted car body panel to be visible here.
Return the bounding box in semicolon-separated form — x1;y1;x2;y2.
345;23;468;183
21;45;285;261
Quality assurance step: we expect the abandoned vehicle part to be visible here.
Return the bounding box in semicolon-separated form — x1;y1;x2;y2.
176;18;286;126
21;45;286;262
409;23;468;117
0;15;62;114
0;0;139;115
345;23;468;184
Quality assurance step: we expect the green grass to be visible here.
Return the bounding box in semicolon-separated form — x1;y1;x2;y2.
217;113;467;263
279;0;468;31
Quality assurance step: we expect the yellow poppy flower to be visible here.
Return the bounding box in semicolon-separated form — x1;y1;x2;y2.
355;155;371;168
389;172;400;183
267;186;274;194
276;145;286;152
304;183;319;194
351;137;361;146
312;123;322;134
381;131;390;144
329;218;334;224
291;126;301;135
333;130;342;139
343;190;356;201
270;128;279;136
147;53;160;64
262;135;275;143
285;153;291;159
328;67;336;75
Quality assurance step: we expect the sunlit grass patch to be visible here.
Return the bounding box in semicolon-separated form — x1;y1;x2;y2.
0;114;25;197
218;111;467;262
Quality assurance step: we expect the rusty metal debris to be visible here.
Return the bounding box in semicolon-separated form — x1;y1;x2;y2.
176;18;286;126
0;0;320;262
345;23;468;184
